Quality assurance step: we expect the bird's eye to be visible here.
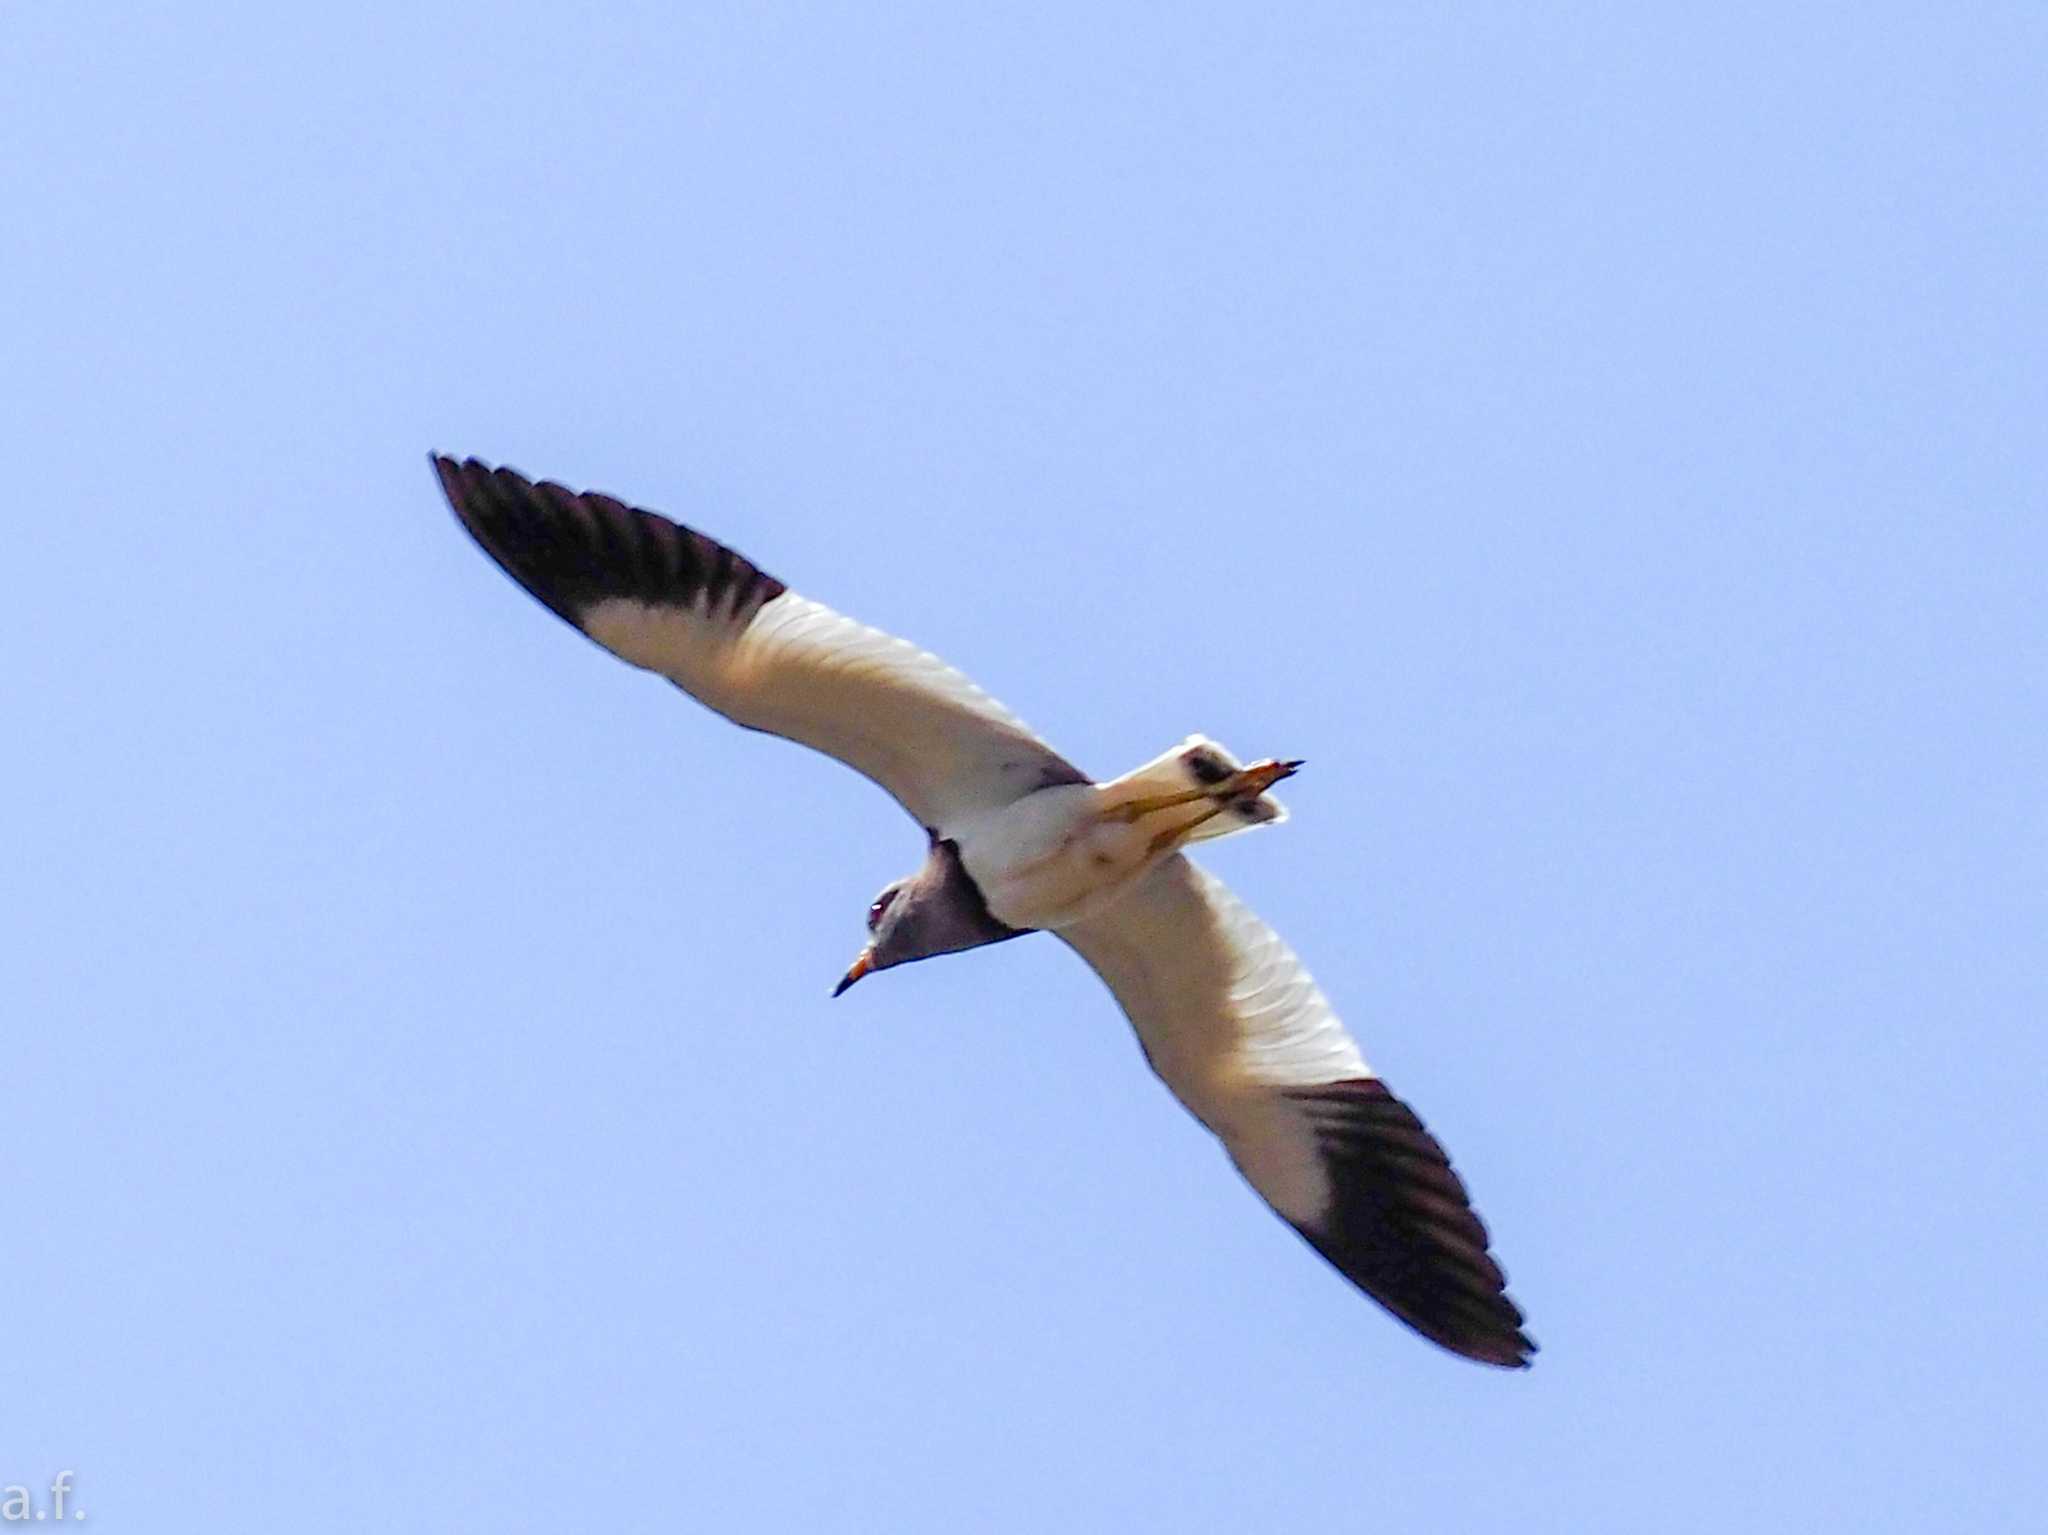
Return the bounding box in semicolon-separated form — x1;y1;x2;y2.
867;890;898;931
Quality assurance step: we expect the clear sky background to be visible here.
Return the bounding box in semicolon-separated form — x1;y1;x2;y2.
6;4;2044;1531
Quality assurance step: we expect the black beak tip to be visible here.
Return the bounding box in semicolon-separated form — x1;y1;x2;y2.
830;975;854;999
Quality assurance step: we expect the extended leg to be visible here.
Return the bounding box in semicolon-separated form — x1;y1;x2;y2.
1110;758;1303;824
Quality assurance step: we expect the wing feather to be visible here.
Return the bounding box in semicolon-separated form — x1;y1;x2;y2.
1059;858;1535;1367
434;456;1086;830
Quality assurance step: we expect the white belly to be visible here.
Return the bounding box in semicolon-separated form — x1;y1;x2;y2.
950;785;1163;931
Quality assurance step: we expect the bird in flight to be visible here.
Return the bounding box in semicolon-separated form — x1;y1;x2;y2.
433;455;1535;1368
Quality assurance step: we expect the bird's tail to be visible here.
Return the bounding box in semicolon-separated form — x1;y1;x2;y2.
1099;735;1290;844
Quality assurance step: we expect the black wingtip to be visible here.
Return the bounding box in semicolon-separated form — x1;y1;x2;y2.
1282;1077;1537;1369
427;454;790;638
428;452;468;513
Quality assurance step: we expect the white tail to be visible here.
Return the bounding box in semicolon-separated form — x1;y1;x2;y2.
1099;735;1291;845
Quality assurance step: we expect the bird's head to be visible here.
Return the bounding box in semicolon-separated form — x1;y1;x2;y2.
833;842;1020;996
831;876;931;995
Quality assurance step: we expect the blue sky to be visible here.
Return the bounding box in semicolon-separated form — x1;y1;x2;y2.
6;3;2044;1530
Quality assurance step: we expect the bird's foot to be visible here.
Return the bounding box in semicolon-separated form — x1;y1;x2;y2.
1233;758;1305;798
1111;758;1303;824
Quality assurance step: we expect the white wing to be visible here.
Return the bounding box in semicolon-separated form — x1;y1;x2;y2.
435;458;1086;831
1059;857;1534;1367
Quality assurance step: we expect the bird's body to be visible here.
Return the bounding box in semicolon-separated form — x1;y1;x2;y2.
435;455;1536;1368
954;739;1289;931
954;780;1127;928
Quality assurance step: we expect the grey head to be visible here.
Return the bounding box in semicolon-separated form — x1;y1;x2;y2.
833;838;1024;996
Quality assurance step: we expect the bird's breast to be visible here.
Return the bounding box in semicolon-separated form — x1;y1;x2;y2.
952;785;1163;931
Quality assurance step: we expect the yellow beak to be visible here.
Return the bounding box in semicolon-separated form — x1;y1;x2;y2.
832;948;876;998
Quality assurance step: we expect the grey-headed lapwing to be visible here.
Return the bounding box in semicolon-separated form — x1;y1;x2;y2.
434;456;1535;1368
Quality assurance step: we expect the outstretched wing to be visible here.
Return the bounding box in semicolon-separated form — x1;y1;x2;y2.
434;457;1087;831
1058;857;1535;1367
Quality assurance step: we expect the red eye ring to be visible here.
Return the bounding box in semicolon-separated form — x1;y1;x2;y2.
867;890;898;931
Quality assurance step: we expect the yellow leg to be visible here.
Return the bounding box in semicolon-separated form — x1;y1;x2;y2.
1110;758;1303;826
1147;800;1233;855
1110;783;1213;823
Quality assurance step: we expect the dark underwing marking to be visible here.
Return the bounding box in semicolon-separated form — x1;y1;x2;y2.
1281;1078;1534;1368
433;456;788;635
996;755;1093;794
